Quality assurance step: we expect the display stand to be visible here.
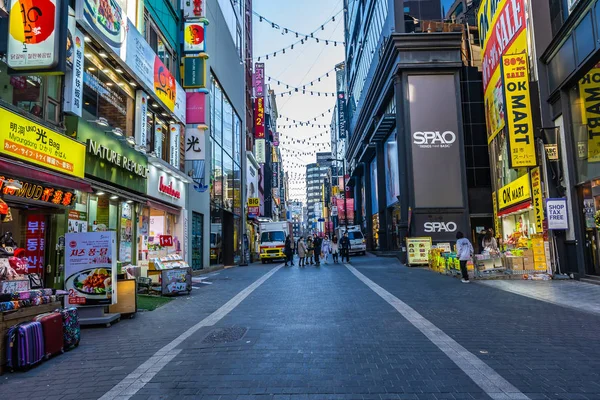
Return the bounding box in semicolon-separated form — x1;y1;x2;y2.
148;255;191;295
77;306;121;327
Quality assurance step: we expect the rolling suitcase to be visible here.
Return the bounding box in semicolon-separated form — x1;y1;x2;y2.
55;307;80;349
5;321;45;371
33;312;64;358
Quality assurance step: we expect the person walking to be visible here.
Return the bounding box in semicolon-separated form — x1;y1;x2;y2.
284;235;294;267
340;232;351;263
297;237;307;267
306;236;314;265
313;235;323;266
331;235;339;263
456;231;474;283
321;235;331;264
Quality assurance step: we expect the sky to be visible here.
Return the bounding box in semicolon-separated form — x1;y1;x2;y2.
252;0;345;203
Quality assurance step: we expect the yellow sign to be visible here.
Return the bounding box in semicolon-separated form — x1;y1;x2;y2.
247;197;259;207
530;167;544;232
478;0;527;143
492;191;500;237
406;237;432;266
498;174;531;210
502;54;537;167
531;234;548;271
0;108;85;178
579;64;600;162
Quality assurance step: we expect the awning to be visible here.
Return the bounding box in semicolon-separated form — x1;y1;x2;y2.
86;178;148;203
498;200;532;217
0;158;92;192
147;199;181;215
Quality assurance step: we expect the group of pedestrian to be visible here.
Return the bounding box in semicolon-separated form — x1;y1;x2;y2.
283;232;352;267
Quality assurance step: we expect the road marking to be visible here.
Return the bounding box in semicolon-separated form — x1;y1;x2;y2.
345;264;529;400
100;264;284;400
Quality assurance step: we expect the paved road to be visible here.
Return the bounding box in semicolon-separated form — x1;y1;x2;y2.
2;256;600;400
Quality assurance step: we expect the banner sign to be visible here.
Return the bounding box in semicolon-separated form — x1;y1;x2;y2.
579;64;600;162
182;0;205;19
498;173;531;210
134;91;149;150
492;191;500;237
337;92;347;139
169;124;180;169
255;139;266;164
0;176;76;206
182;56;208;88
530;167;544;233
186;91;207;124
254;63;265;97
183;21;207;53
7;0;63;70
546;198;568;230
65;231;117;306
25;215;46;274
478;0;527;143
273;131;279;146
185;126;205;160
247;197;259;218
502;54;537;168
254;98;265;138
272;162;279;188
64;14;85;116
1;107;86;178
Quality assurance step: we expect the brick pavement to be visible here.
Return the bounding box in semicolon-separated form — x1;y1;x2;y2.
2;258;600;400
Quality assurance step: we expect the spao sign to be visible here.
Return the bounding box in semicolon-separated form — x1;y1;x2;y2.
412;131;456;148
413;213;465;242
423;221;457;233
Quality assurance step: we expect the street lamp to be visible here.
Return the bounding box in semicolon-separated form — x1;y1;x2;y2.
326;157;347;229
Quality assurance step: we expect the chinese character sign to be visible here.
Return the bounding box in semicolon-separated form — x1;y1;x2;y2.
185;127;205;160
254;63;265;97
65;231;117;306
7;0;62;70
25;215;46;274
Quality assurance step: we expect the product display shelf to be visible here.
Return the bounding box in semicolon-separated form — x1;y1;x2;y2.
0;301;62;375
474;254;508;279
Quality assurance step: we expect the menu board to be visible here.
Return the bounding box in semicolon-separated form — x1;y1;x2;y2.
64;231;117;306
406;237;432;266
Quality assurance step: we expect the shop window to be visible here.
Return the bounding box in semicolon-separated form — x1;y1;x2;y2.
144;12;177;76
210;209;223;265
211;145;223;208
191;212;204;270
223;154;234;212
0;57;62;125
82;48;134;138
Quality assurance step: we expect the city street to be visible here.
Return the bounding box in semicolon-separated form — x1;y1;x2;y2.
2;257;600;400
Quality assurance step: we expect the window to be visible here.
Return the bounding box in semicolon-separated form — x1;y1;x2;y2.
261;231;285;243
144;12;177;76
0;56;62;125
217;0;243;58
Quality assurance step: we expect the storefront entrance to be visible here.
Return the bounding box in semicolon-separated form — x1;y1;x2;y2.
222;211;234;266
191;212;204;270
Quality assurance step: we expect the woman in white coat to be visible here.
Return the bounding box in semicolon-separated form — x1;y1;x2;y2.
321;235;331;264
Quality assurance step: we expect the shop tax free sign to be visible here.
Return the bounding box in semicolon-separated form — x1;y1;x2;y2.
546;198;568;230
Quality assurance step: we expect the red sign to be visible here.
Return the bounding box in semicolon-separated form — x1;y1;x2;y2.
25;215;46;274
254;97;265;138
159;235;173;247
186;92;206;124
158;176;182;199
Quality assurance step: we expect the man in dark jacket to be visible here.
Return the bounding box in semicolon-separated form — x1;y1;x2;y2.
340;232;351;263
312;235;322;266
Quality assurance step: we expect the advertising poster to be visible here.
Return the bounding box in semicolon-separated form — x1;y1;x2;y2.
584;198;596;229
385;134;400;207
68;210;88;233
406;237;432;266
502;54;537;167
183;21;206;53
65;231;117;306
370;158;378;214
169;124;181;169
161;268;191;294
134;91;149;150
530;167;544;232
579;64;600;162
478;0;528;143
7;0;62;69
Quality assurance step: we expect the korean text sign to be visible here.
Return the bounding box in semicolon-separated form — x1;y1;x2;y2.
0;107;86;178
65;232;117;306
502;54;536;167
255;98;265;138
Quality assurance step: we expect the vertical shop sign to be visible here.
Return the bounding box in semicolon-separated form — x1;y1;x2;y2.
25;215;46;274
155;125;163;158
337;92;347;139
272;162;279;188
501;54;537;168
254;63;265;97
185;126;205;160
578;64;600;162
64;14;84;116
120;202;132;262
182;0;205;18
182;55;208;88
255;139;266;164
492;191;500;237
255;98;265;138
273;132;279;146
530;167;544;233
186;91;207;124
7;0;63;70
169;124;181;169
478;0;527;143
183;20;207;53
135;91;149;150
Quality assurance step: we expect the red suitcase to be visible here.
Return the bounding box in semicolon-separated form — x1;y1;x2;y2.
33;312;64;358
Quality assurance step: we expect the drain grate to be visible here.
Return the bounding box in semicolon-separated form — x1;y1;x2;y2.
202;326;248;344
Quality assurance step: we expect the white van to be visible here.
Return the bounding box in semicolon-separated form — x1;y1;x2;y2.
336;225;366;256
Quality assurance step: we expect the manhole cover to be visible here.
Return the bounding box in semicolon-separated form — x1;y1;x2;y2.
202;326;248;344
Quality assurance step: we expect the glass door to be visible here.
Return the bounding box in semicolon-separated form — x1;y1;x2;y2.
192;212;204;270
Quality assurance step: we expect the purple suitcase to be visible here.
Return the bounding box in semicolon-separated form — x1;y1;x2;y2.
5;321;45;371
55;307;80;349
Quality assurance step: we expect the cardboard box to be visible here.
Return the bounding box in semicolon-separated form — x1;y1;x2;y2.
505;256;524;270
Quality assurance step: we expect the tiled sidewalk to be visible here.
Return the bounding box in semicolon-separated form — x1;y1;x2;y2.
477;279;600;316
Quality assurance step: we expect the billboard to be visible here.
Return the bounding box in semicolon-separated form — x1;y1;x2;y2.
408;74;464;209
478;0;528;143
